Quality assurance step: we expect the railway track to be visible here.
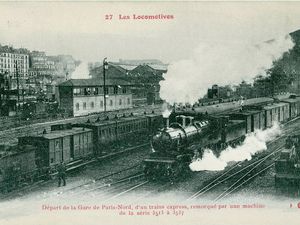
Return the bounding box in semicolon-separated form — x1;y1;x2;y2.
0;143;149;201
102;181;149;202
68;172;147;203
186;121;300;202
187;145;284;201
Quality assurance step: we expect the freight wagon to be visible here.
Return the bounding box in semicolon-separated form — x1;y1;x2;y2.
0;145;36;192
18;126;93;170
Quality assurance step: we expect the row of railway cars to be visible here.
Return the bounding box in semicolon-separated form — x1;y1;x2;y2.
1;95;299;190
0;112;162;192
143;95;300;180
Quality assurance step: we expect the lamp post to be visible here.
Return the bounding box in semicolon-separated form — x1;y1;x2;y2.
15;60;20;111
103;57;108;113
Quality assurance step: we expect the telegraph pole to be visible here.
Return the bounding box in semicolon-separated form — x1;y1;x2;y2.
103;57;108;114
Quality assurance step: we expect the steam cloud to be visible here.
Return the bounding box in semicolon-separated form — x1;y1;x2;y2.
160;35;294;104
162;102;172;118
189;122;282;171
72;61;90;79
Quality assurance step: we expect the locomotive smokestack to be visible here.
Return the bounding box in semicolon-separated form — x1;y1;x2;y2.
162;106;172;128
163;117;170;128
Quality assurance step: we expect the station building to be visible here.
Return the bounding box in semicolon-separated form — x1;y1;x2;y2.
58;78;132;117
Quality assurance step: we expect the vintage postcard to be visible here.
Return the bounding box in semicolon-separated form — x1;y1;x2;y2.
1;1;300;225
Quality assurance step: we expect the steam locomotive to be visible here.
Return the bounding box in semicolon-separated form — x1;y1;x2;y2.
143;114;246;180
144;95;300;181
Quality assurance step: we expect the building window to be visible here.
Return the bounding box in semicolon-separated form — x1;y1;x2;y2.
108;87;114;94
83;102;86;110
76;103;80;111
122;87;127;94
114;86;118;94
127;98;130;105
119;99;122;105
100;100;103;108
73;88;80;95
104;87;108;95
110;100;113;106
91;102;94;109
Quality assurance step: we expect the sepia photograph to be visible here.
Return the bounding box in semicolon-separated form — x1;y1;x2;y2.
1;1;300;225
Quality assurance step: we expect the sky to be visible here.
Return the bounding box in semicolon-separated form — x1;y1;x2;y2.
1;2;300;64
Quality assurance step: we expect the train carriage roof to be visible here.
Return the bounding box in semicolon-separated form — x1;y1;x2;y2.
22;127;93;140
77;114;150;127
180;97;274;115
281;97;300;103
263;102;289;110
229;110;261;116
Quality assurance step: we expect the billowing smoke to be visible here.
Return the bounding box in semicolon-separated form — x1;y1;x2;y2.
72;61;90;79
162;102;172;118
189;122;282;171
160;35;294;104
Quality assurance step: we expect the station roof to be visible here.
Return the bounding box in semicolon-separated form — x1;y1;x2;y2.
58;78;131;87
